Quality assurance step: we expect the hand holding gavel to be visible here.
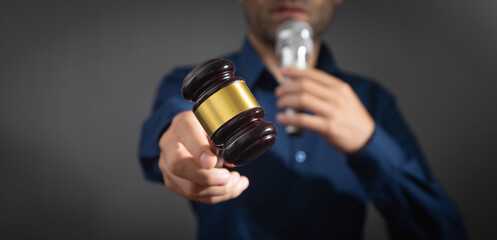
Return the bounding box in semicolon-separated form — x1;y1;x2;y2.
158;58;276;204
158;111;249;204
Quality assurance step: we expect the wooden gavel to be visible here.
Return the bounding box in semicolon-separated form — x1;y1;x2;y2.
181;58;277;166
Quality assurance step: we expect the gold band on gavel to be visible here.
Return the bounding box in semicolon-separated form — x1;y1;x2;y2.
194;81;260;137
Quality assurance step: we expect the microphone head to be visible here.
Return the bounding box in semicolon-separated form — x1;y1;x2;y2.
276;19;314;59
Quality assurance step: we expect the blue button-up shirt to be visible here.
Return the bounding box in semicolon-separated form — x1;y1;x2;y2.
139;40;467;239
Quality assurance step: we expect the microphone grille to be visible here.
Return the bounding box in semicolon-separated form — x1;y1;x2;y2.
276;19;314;56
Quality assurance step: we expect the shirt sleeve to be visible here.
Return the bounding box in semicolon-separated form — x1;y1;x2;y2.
347;83;468;239
138;67;193;183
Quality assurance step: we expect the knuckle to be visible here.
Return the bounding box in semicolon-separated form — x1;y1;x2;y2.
186;184;199;197
203;197;216;205
168;158;185;176
218;187;227;196
158;157;167;173
296;115;305;125
193;171;209;185
328;121;342;135
159;132;167;147
164;178;179;194
326;121;336;134
159;129;175;150
339;82;351;92
165;141;182;157
173;113;197;134
164;180;174;190
230;187;241;199
202;172;215;185
193;151;205;165
296;80;306;90
172;111;188;123
170;114;182;129
176;119;191;134
297;94;307;106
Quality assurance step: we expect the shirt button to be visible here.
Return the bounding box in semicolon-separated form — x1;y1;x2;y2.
295;151;307;163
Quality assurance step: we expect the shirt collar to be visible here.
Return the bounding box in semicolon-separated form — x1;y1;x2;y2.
233;38;338;89
233;38;266;89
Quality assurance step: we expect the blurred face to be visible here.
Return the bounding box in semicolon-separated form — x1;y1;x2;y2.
241;0;342;46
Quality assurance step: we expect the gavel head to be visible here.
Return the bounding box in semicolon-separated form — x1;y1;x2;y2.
182;58;277;166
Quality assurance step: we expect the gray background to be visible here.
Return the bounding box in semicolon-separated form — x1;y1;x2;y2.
1;0;496;239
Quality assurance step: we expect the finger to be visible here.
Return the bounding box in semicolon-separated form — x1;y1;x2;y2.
276;112;329;135
160;158;216;199
165;142;231;186
277;92;336;117
171;171;247;202
190;171;242;197
159;153;187;196
275;79;334;102
281;67;344;88
194;175;249;204
173;112;217;169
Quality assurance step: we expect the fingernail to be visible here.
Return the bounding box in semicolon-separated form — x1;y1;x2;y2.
200;152;214;168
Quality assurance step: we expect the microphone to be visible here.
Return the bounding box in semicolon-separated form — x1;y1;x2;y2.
276;19;314;137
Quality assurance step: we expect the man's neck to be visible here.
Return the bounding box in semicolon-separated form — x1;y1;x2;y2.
247;31;322;83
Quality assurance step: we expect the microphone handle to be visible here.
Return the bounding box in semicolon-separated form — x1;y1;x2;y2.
283;83;303;137
282;46;308;137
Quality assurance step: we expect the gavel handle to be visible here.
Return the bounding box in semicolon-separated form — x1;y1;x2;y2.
211;145;234;168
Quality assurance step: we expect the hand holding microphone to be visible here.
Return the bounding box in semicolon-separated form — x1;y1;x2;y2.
275;20;375;153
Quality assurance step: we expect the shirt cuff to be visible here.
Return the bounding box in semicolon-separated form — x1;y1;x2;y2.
347;124;409;194
138;100;192;182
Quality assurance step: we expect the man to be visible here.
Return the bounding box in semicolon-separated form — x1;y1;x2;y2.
139;0;467;239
